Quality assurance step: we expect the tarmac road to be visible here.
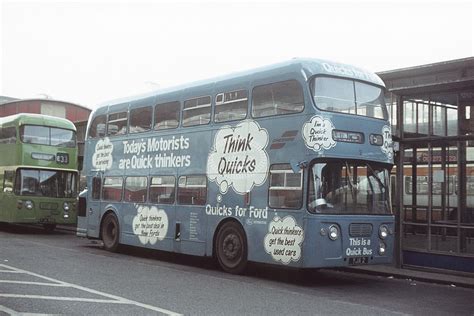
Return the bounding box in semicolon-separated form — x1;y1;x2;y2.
1;224;473;315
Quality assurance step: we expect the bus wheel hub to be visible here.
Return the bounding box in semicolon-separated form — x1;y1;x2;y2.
223;234;240;259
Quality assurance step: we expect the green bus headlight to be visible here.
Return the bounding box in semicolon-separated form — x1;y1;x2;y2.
25;200;34;210
63;202;70;212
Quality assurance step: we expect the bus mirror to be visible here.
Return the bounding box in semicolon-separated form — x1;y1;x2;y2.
290;159;307;173
393;141;400;152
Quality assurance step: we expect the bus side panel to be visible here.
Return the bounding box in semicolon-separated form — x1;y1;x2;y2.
245;209;306;268
120;202;176;252
243;114;308;267
175;129;212;256
0;191;15;223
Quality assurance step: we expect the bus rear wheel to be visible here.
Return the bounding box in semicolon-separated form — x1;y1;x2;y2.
216;221;247;274
101;213;120;252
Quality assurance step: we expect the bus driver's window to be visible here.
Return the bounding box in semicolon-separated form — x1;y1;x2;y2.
3;171;14;193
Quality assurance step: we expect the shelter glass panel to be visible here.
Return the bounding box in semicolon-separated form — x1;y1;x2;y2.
431;226;458;253
402;224;428;250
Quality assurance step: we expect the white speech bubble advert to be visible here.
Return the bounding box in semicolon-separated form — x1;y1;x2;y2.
132;205;169;245
381;125;393;160
302;115;336;151
207;120;269;195
264;216;304;264
92;137;114;170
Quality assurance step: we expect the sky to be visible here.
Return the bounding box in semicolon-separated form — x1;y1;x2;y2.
1;0;473;109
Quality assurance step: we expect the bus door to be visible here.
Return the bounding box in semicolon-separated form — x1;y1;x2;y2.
86;173;103;237
0;170;15;221
174;174;207;256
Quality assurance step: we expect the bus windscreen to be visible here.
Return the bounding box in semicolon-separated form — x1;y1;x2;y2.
15;169;77;198
20;125;76;147
312;77;387;120
309;161;391;215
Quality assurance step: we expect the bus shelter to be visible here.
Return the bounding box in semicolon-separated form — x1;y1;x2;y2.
379;57;474;274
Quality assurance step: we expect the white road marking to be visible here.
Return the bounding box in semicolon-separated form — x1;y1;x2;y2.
0;305;21;316
0;264;182;316
0;280;68;286
0;270;23;273
0;294;128;304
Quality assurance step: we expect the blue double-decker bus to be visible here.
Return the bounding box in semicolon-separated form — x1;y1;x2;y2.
77;59;394;273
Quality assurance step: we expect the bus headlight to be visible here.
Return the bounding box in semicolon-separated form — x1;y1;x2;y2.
25;200;34;210
63;202;70;212
379;242;387;255
328;225;339;241
379;225;389;239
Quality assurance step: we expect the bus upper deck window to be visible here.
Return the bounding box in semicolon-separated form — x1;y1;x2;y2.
252;80;304;118
89;115;106;138
154;101;180;130
183;97;211;127
50;128;76;147
20;125;49;145
129;106;152;133
354;82;386;119
0;126;17;144
313;77;355;114
313;77;387;120
214;90;248;123
107;112;128;136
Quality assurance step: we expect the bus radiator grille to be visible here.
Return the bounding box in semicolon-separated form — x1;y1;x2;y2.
40;202;58;210
349;223;372;237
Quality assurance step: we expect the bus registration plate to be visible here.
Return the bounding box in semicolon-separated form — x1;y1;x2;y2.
349;257;369;265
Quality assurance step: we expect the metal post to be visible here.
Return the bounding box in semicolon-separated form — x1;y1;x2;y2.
395;94;404;268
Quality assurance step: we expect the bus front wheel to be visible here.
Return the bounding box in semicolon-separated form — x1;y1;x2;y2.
216;221;247;274
101;213;120;252
43;224;56;232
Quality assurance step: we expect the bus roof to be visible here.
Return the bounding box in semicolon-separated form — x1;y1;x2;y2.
97;58;385;110
0;113;76;131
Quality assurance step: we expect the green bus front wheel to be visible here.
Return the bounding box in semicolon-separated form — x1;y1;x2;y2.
43;224;56;232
